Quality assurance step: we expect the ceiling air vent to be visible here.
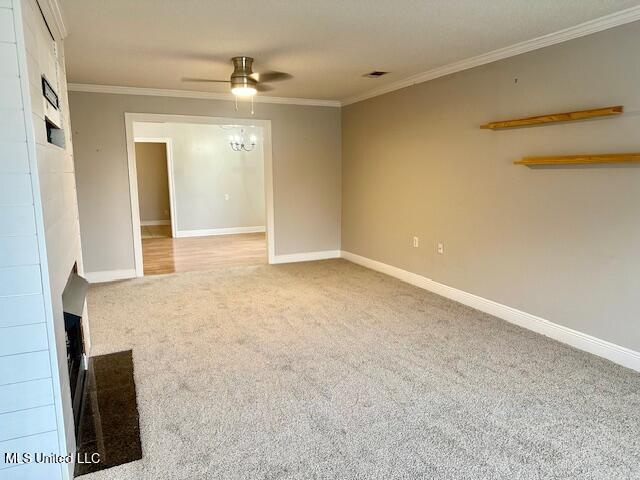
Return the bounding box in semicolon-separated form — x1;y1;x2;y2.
363;71;389;78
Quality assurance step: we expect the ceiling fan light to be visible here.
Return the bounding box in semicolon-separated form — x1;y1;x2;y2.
231;86;257;97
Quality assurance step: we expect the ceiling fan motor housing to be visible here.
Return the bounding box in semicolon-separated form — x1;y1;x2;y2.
231;56;258;90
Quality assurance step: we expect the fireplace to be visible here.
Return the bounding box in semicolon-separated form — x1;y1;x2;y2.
62;266;89;436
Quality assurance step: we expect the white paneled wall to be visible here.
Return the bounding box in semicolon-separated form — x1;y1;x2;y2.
24;0;86;476
0;1;82;479
0;1;57;478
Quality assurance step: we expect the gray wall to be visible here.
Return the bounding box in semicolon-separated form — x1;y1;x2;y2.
70;93;341;272
134;122;265;232
134;142;170;223
342;22;640;352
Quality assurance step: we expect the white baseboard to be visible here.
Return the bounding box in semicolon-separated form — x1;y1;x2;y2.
176;226;266;237
141;220;170;226
271;250;341;264
341;251;640;372
84;269;137;284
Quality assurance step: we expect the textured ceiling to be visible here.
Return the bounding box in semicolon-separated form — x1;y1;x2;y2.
60;0;640;101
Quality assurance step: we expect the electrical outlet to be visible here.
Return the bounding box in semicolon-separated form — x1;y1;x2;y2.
437;242;444;254
224;193;230;200
413;236;419;248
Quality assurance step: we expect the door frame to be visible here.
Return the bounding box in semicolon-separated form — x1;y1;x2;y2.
132;137;177;239
124;112;275;277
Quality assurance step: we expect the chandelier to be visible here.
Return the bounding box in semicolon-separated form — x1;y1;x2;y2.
229;129;257;152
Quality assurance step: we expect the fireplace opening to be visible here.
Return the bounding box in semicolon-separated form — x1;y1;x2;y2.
62;264;89;437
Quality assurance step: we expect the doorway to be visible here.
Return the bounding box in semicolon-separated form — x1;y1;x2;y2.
134;139;175;240
125;113;275;276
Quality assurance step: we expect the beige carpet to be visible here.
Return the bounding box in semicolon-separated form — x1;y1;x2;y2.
82;259;640;479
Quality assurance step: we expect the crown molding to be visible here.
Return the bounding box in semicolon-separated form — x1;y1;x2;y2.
67;83;342;107
67;6;640;108
37;0;68;39
342;6;640;106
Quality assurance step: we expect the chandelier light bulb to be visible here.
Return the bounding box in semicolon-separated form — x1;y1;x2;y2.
229;129;258;152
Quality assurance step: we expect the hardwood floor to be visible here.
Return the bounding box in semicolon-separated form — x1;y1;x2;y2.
142;232;267;275
141;225;171;239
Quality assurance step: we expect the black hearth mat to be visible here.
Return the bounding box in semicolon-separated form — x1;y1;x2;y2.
74;350;142;476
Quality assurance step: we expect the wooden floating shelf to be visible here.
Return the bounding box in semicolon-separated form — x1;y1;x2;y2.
515;153;640;166
481;105;623;130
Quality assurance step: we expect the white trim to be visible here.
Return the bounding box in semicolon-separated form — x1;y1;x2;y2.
38;0;68;39
176;226;266;237
342;6;640;105
84;269;137;284
140;220;171;226
125;117;144;277
125;113;276;274
271;250;341;264
133;137;177;238
263;121;276;265
340;251;640;373
68;83;341;107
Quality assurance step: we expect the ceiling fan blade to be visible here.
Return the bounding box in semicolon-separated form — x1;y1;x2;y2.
181;77;230;83
255;71;292;83
256;84;273;92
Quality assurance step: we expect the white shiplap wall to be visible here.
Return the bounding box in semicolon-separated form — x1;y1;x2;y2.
0;1;83;479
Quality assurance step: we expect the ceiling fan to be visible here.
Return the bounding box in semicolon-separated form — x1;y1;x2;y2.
182;56;291;96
